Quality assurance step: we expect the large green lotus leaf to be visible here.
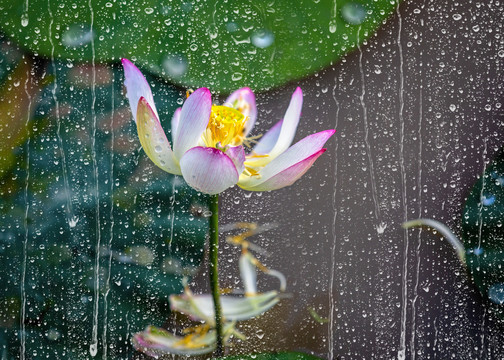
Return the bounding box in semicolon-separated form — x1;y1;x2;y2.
462;148;504;318
0;0;399;92
0;42;209;358
220;352;324;360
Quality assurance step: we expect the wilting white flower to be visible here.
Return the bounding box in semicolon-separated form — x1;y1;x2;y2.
132;224;286;356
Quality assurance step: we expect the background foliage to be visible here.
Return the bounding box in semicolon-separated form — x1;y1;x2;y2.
0;36;209;358
462;148;504;320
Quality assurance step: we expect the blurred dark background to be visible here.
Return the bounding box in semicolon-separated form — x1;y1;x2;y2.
218;0;504;358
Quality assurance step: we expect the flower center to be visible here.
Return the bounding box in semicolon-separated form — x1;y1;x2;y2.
202;105;246;148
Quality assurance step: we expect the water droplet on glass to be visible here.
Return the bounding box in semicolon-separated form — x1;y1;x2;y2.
226;22;239;33
21;13;29;27
398;349;406;360
472;25;480;32
190;43;198;51
498;50;504;58
127;246;154;266
251;29;274;49
484;104;492;111
481;194;495;206
452;14;462;21
68;216;79;228
181;2;193;12
161;5;172;16
89;343;98;357
232;72;243;81
449;104;456;112
208;24;218;39
46;329;61;341
376;222;387;234
471;247;484;256
144;7;154;14
154;145;162;153
341;3;367;25
163;54;188;79
329;19;337;33
162;258;183;274
62;24;95;48
488;283;504;305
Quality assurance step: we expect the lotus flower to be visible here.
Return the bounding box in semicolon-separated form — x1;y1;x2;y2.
122;59;335;195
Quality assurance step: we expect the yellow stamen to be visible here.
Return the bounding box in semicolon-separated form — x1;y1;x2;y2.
242;133;263;147
174;324;211;349
246;153;269;159
246;252;269;273
181;324;210;335
202;105;247;148
234;222;258;230
233;97;250;117
225;224;258;248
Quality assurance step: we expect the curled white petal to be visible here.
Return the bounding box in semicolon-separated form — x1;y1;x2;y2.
239;252;258;295
403;218;466;264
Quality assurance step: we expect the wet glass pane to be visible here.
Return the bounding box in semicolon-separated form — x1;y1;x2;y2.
0;0;503;359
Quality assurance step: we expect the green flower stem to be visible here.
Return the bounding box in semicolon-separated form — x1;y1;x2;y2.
208;194;224;357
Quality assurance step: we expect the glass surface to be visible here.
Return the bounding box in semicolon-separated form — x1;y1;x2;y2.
0;0;503;359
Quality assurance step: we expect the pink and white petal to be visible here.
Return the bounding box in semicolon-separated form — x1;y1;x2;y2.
239;252;258;295
225;87;257;136
222;292;280;321
169;294;214;323
252;119;283;155
174;88;212;159
267;87;303;159
170;107;181;140
239;129;334;190
225;145;246;175
180;147;238;195
136;97;181;175
121;59;159;123
260;129;334;179
240;149;326;192
133;326;216;356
